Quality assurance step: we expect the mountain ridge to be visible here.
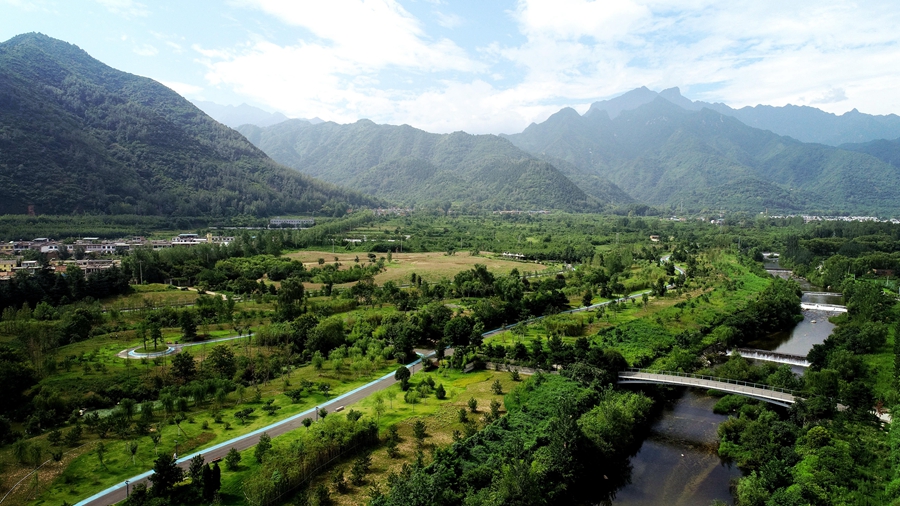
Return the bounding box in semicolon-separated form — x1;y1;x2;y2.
236;119;631;212
584;86;900;146
504;96;900;215
0;32;377;216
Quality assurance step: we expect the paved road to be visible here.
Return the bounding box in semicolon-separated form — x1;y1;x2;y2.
116;334;249;359
76;354;434;506
79;255;685;505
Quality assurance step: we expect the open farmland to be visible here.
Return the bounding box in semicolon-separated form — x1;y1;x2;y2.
285;251;554;286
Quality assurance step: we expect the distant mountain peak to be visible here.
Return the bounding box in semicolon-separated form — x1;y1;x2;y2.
191;100;296;129
582;86;900;145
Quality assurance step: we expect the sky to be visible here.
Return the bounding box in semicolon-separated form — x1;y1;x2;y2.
2;0;900;134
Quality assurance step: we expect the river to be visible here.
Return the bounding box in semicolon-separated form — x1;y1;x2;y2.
611;391;742;505
613;258;839;505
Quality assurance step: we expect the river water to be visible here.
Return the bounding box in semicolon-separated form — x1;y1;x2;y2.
612;391;741;505
613;260;839;505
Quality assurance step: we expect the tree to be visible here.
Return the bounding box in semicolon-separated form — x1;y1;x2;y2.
349;452;372;486
491;379;503;395
468;397;478;413
126;440;139;465
180;310;198;341
413;420;427;442
171;351;196;384
404;390;420;413
253;432;272;464
96;442;107;470
188;454;205;491
395;366;411;391
149;453;183;497
207;345;236;379
149;322;162;350
373;393;386;423
302;418;313;431
490;399;501;419
225;447;242;471
435;383;446;400
312;351;325;371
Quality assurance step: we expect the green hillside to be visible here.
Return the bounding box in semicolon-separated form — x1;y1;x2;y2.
238;119;628;212
840;137;900;168
505;98;900;215
0;33;379;216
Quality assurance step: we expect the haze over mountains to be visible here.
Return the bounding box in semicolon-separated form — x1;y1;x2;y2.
192;101;323;129
2;32;900;218
0;33;376;216
586;86;900;146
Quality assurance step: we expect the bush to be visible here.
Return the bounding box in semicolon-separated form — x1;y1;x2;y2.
349;453;372;486
413;420;427;441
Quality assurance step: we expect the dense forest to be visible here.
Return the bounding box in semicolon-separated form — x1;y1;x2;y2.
0;33;379;217
504;97;900;215
0;212;898;506
237;120;624;212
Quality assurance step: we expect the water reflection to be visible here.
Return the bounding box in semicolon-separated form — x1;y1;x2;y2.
613;390;740;506
748;309;835;356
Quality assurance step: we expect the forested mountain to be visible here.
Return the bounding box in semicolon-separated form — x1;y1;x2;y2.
238;119;631;211
504;98;900;214
0;33;378;216
840;136;900;168
584;86;900;146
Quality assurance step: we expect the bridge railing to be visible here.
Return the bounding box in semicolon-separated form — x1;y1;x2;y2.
619;368;802;397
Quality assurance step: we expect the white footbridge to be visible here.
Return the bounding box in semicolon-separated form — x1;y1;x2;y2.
618;369;801;408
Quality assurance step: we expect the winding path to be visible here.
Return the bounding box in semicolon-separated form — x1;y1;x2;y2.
75;353;435;506
75;256;688;505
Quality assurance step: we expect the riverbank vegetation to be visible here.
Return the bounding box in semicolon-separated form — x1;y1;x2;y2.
0;211;898;505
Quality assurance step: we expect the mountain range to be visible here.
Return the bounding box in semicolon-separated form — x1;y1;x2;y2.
3;32;900;217
0;33;375;216
237;120;630;212
586;86;900;146
502;97;900;214
191;100;323;129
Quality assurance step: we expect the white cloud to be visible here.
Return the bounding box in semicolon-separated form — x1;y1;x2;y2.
94;0;149;19
191;0;900;133
160;80;204;97
132;43;158;56
195;0;487;128
434;11;462;29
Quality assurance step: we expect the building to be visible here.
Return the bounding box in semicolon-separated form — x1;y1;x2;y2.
269;217;315;228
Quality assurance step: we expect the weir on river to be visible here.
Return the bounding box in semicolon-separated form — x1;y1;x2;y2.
726;348;810;367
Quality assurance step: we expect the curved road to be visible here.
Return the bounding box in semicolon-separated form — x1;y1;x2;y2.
78;257;685;505
76;353;434;506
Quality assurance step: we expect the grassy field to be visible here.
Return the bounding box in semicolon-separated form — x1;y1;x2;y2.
101;284;200;310
17;354;405;506
285;250;553;286
483;253;774;366
216;368;518;505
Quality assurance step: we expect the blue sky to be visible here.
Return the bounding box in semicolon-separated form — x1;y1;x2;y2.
2;0;899;134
